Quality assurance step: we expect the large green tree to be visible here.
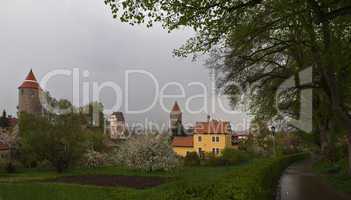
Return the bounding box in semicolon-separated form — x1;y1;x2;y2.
105;0;351;173
19;113;87;172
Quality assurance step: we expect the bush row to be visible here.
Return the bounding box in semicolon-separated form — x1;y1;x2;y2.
184;148;254;167
164;153;308;200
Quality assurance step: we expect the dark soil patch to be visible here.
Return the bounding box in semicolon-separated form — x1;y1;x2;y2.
51;175;168;189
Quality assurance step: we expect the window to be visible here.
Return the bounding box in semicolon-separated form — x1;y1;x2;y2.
198;148;202;153
212;148;220;155
198;136;202;142
212;136;220;143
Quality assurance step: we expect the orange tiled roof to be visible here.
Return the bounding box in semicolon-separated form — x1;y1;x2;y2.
19;70;40;89
172;136;193;147
233;130;250;135
8;117;17;127
194;120;231;134
0;144;9;151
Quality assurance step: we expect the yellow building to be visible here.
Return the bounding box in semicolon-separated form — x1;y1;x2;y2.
171;136;195;157
172;119;235;157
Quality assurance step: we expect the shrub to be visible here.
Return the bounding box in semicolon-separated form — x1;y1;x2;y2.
85;129;107;152
0;158;6;170
5;162;16;173
82;150;107;168
36;160;52;170
164;153;308;200
19;113;87;173
218;153;308;200
202;153;226;166
113;134;180;171
200;149;251;167
277;133;303;155
221;148;250;165
238;135;269;157
183;152;200;166
0;158;17;173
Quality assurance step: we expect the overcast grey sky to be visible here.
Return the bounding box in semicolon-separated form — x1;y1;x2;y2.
0;0;250;130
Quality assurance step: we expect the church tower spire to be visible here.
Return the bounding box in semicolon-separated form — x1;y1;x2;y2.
170;101;184;136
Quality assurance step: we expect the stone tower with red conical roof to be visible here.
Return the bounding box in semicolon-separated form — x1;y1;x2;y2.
18;70;43;114
170;101;182;130
170;101;186;136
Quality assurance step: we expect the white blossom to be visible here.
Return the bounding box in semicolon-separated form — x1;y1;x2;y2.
112;134;180;171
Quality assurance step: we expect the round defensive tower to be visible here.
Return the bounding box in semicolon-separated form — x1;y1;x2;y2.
18;70;43;114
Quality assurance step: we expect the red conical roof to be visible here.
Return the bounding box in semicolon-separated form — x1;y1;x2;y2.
19;69;40;89
171;101;181;112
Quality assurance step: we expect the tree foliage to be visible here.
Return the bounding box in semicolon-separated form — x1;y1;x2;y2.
112;134;180;171
105;0;351;172
19;113;87;172
0;110;9;128
105;0;351;116
82;149;108;168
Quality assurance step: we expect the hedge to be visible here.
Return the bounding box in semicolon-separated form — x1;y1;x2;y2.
162;153;308;200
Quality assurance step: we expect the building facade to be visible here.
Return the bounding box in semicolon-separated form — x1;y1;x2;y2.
171;136;195;157
172;119;235;157
0;143;9;159
109;112;128;139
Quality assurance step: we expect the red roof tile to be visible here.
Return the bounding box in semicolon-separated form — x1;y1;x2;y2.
8;117;17;127
19;70;40;89
0;144;9;151
194;120;231;134
234;130;250;135
172;136;193;147
171;101;181;112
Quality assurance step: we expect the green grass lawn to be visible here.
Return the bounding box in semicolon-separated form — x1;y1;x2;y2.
313;159;351;194
0;166;167;182
0;164;239;181
0;154;306;200
0;164;240;200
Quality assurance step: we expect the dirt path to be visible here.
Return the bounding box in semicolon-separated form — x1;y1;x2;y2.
277;159;350;200
51;175;168;189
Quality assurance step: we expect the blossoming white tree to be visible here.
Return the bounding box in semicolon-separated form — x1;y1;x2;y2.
0;126;18;152
113;134;179;171
82;149;107;168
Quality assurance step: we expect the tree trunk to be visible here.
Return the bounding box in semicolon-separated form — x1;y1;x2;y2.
319;124;329;155
348;135;351;175
325;73;351;172
306;1;351;175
